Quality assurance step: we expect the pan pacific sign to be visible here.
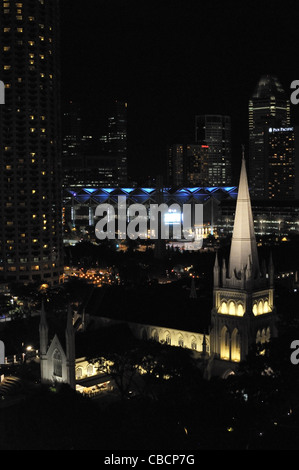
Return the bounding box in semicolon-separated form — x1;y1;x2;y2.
0;80;5;104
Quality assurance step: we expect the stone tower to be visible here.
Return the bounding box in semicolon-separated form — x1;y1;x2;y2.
39;303;76;390
210;153;277;375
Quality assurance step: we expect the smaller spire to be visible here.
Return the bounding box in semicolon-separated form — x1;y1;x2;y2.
222;258;227;282
213;251;220;287
190;277;197;299
269;251;274;287
39;298;48;330
66;302;74;331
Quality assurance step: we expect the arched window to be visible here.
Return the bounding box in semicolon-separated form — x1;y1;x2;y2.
258;300;264;315
261;328;267;344
220;326;230;360
221;301;228;314
152;329;159;342
76;367;83;380
178;335;184;348
237;304;244;317
87;364;94;377
231;329;241;362
264;300;269;313
253;303;258;316
191;337;197;350
53;349;62;378
229;301;236;315
256;330;262;343
165;332;171;345
266;327;271;342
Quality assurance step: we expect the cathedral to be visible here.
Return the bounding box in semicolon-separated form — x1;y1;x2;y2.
39;155;278;390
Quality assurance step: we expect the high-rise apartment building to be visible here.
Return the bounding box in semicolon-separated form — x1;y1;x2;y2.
195;115;232;186
266;126;296;200
249;75;291;199
0;0;63;285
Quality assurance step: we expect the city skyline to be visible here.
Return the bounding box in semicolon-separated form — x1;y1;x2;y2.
60;0;299;182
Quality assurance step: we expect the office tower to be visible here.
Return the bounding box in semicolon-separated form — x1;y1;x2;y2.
195;115;232;186
249;75;291;199
266;126;296;200
106;100;128;186
167;143;209;187
0;0;63;285
62;101;82;187
167;144;184;186
62;101;82;160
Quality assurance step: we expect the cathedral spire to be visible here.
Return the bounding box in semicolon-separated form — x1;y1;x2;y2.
228;153;259;279
39;299;48;356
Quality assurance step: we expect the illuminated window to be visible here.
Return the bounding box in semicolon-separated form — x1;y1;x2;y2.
53;349;62;378
229;301;236;315
220;301;228;314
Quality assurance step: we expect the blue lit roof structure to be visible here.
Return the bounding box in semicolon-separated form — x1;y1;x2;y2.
63;186;238;206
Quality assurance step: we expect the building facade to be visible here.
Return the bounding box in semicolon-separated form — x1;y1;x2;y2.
195;115;232;186
40;155;277;385
167;143;209;187
210;156;277;375
248;75;291;199
0;0;63;285
103;100;128;186
266;126;297;200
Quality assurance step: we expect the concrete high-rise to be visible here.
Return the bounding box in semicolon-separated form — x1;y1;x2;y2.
105;100;128;186
249;75;291;199
195;115;232;186
0;0;63;285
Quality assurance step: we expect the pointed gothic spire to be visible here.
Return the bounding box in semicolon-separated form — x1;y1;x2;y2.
228;151;259;278
213;251;220;287
39;299;48;356
190;277;197;299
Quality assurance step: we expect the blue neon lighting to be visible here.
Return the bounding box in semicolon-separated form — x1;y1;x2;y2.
141;188;155;194
223;187;237;192
122;188;135;194
102;188;116;193
187;187;202;192
83;188;98;194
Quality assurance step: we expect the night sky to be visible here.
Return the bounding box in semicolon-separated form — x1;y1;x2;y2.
60;0;299;183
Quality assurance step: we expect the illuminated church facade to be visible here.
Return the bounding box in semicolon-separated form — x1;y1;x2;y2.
209;155;277;376
39;155;278;388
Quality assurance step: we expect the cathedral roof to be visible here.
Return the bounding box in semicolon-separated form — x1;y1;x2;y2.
85;282;211;334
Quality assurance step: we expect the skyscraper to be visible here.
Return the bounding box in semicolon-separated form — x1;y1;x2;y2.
62;101;82;160
167;143;209;187
248;75;291;199
266;126;296;200
195;115;232;186
105;100;128;186
0;0;63;285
